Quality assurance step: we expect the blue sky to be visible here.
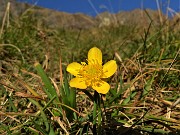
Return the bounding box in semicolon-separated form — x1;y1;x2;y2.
17;0;180;16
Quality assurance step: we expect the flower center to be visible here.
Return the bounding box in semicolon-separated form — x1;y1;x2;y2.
79;62;103;86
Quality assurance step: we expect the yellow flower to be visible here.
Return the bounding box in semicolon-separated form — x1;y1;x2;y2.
66;47;117;94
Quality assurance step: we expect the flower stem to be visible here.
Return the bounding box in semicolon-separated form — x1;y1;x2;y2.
97;93;102;134
93;91;97;135
93;100;97;124
93;91;102;135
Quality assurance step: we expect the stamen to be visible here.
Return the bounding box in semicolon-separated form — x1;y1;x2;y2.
79;60;103;87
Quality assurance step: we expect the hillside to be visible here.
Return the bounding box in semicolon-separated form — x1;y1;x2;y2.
1;0;180;30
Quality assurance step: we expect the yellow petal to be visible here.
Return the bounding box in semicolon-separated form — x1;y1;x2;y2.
88;47;102;64
66;62;82;76
92;81;110;94
69;78;87;89
102;60;117;78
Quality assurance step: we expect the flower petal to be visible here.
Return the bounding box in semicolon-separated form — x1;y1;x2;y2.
88;47;102;64
102;60;117;78
69;78;87;89
92;81;110;94
66;62;82;76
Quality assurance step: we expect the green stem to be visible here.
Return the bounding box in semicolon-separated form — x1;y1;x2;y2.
97;93;102;134
93;94;97;135
93;100;97;125
93;91;102;135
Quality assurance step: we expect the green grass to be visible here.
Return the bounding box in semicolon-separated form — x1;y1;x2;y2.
0;8;180;135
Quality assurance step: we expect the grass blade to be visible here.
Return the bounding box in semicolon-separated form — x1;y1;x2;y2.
34;62;59;103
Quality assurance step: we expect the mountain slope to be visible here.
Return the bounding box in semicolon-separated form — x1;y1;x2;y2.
0;0;179;30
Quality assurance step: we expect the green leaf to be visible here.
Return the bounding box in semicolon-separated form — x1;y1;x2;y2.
34;62;59;103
